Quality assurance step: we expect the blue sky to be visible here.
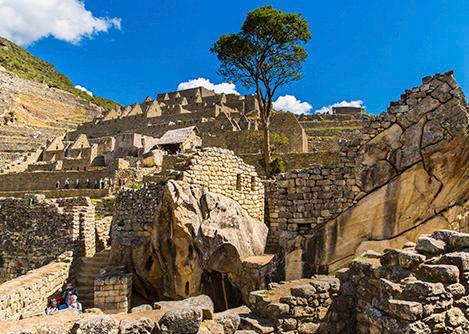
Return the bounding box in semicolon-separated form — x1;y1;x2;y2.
1;0;467;114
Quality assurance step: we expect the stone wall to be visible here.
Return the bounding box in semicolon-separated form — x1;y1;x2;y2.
94;266;132;314
180;147;265;221
110;183;164;300
0;195;96;282
0;169;115;192
271;71;469;277
0;253;72;321
248;229;469;334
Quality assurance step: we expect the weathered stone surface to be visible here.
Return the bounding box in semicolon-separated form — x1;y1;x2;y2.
155;295;214;320
418;264;460;284
447;232;469;250
119;317;155;334
416;236;446;255
130;305;153;313
158;308;203;334
150;180;268;303
273;71;469;276
402;280;446;300
387;299;423;321
213;310;241;334
437;251;469;272
74;315;119;334
36;325;67;334
290;285;316;298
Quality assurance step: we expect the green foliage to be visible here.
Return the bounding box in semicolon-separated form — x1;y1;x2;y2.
258;155;286;176
211;6;311;93
270;156;286;174
125;181;142;190
0;37;119;111
241;131;289;154
211;6;311;177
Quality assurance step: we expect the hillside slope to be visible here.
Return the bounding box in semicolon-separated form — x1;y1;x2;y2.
0;37;119;111
0;37;119;165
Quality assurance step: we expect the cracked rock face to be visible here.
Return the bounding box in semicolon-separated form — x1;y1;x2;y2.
316;72;469;270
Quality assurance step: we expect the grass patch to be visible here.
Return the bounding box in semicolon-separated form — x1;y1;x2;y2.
125;181;143;190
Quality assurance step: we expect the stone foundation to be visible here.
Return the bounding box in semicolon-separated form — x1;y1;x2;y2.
94;266;132;314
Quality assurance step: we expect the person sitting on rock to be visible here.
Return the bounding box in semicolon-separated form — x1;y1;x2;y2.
46;299;58;315
69;294;82;313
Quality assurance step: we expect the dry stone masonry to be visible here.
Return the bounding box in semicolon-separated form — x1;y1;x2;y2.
247;229;469;334
0;252;72;321
0;195;96;282
181;147;265;221
94;266;133;314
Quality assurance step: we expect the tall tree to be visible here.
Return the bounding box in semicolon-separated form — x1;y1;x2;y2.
211;6;311;177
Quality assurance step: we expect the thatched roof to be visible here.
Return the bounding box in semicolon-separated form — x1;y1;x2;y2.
158;126;198;145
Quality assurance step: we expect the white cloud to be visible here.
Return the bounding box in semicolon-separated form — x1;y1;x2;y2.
273;95;312;114
177;78;239;95
0;0;121;46
315;100;365;114
75;85;93;97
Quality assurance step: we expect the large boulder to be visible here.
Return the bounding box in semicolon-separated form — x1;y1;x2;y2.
156;180;268;300
158;307;203;334
123;180;268;305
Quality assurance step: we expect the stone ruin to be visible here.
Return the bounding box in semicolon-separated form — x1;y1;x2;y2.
0;71;467;333
247;229;469;333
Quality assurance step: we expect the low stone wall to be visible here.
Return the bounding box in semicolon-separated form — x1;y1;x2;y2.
0;253;72;321
94;266;132;314
0;169;115;192
0;195;96;282
181;147;264;221
0;189;109;199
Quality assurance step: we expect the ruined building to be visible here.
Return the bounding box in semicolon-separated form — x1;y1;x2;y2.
0;71;467;334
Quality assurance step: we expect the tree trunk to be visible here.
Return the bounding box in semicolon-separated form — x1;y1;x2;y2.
263;118;272;178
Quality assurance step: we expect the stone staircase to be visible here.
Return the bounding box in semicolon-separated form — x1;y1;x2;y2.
74;249;111;309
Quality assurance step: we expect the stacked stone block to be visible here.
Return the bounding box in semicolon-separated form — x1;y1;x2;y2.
339;229;469;333
248;276;349;333
0;252;72;321
273;157;359;233
94;266;132;314
181;147;265;221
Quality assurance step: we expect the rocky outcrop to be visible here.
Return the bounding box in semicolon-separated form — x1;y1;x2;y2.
274;71;469;275
323;71;468;269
